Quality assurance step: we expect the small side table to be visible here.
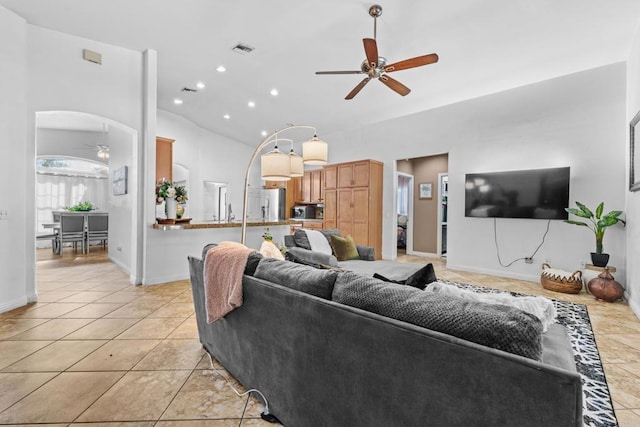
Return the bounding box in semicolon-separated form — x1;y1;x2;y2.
582;264;617;294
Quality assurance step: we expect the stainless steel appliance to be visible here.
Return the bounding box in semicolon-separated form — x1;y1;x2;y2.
292;205;316;219
247;188;286;222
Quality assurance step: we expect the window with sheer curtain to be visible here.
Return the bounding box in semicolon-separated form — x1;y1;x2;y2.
397;175;411;216
36;156;109;247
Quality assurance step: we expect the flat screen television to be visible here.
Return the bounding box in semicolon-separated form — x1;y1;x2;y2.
465;167;570;219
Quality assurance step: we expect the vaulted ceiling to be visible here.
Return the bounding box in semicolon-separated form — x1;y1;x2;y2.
3;0;640;145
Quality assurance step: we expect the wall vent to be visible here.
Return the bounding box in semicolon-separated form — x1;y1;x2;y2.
232;43;255;55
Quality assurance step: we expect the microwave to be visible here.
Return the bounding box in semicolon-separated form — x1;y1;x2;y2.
292;205;316;219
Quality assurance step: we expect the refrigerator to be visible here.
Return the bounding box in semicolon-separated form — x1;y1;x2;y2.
247;187;286;222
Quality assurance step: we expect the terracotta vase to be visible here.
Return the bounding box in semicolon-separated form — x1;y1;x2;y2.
587;268;624;302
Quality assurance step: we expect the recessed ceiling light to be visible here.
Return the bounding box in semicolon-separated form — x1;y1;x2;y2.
216;65;226;72
248;101;256;108
261;130;268;137
196;82;205;89
174;98;183;105
223;114;230;120
270;88;278;96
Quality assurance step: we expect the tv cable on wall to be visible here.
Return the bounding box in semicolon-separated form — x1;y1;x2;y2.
494;218;551;267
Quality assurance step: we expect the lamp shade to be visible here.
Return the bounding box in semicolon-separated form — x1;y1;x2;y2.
289;149;304;177
261;147;291;181
302;135;328;165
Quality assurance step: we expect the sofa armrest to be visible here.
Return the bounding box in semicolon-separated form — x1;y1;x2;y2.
286;247;339;267
356;245;375;261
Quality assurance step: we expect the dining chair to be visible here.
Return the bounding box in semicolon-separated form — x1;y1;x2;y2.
54;213;86;254
86;213;108;252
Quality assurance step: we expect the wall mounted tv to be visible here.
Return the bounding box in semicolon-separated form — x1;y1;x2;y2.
465;167;570;219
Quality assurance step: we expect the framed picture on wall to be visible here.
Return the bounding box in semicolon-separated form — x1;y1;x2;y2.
113;166;128;196
630;109;640;192
419;182;433;199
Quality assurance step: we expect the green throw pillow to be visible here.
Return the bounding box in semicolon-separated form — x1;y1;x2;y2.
330;234;360;261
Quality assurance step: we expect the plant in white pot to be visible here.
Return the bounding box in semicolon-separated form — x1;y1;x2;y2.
564;201;625;267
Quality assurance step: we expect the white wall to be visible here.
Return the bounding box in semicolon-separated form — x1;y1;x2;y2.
26;26;145;290
0;8;28;312
326;63;627;283
0;12;146;313
626;22;640;318
106;125;137;274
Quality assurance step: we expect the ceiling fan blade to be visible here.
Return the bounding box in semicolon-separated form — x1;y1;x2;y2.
316;70;363;75
345;77;371;100
363;38;379;69
383;53;439;73
379;75;411;96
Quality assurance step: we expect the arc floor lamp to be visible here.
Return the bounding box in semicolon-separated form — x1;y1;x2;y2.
241;125;328;245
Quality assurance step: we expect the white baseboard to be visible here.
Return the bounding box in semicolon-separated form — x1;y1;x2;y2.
445;262;540;283
0;295;28;314
627;291;640;320
407;250;439;258
142;272;189;286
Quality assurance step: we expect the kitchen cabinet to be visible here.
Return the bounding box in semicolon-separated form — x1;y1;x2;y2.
324;165;337;190
324;159;383;259
265;180;287;189
156;136;174;184
310;170;323;203
323;189;337;229
337;161;370;188
299;170;323;203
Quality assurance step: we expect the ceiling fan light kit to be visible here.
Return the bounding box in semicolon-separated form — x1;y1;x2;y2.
316;4;439;99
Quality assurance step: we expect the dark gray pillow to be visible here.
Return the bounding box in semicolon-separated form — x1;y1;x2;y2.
254;258;339;300
319;228;341;244
293;229;312;250
332;271;543;360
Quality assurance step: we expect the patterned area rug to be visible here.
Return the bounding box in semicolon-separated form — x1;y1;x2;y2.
443;279;618;427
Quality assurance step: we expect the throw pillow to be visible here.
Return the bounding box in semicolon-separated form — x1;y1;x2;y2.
293;228;312;250
304;229;333;255
373;263;437;290
244;252;263;276
259;240;284;260
254;258;338;300
330;234;360;261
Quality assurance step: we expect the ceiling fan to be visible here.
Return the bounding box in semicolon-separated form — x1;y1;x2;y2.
315;4;439;100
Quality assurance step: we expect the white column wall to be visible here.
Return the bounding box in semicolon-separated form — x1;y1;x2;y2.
0;8;29;312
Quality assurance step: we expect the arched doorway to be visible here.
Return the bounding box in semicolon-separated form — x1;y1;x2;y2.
35;111;140;286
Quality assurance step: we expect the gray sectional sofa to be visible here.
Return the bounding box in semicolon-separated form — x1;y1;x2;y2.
188;244;582;427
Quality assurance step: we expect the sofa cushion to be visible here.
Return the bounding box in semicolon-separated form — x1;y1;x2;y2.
285;246;339;268
330;234;360;261
254;258;339;300
332;271;543;360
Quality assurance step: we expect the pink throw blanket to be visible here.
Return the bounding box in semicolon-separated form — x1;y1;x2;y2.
203;241;255;323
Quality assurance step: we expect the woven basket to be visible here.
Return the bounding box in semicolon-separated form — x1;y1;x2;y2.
540;263;583;294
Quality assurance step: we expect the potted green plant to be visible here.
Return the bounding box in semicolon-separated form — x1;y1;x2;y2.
564;201;625;267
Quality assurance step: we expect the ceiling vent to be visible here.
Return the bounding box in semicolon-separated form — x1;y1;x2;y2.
232;43;255;55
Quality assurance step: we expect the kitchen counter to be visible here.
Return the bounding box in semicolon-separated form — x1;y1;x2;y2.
152;219;293;231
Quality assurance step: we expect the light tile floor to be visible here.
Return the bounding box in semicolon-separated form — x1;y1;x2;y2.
0;247;638;426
